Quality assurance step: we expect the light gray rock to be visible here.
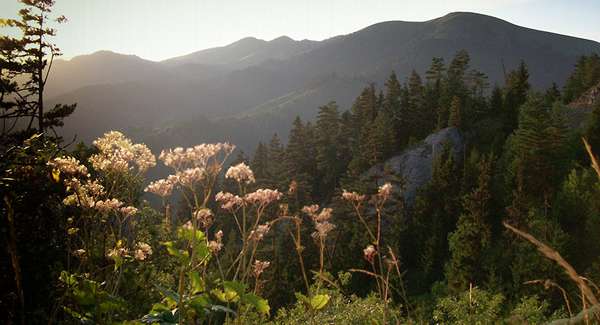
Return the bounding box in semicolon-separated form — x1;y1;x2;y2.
365;127;464;205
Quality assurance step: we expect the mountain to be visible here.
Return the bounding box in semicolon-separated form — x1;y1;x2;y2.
48;12;600;151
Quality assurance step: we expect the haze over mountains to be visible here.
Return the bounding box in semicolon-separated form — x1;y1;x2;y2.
49;12;600;151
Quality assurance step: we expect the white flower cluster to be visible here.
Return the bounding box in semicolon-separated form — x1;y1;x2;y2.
253;259;270;278
134;242;152;261
225;162;255;184
244;189;282;206
303;204;335;240
342;189;367;202
215;191;244;211
248;223;271;242
95;198;123;214
193;208;214;229
147;143;235;194
159;143;235;171
363;245;377;263
62;179;105;209
208;230;224;253
89;131;156;174
377;182;393;201
48;156;89;177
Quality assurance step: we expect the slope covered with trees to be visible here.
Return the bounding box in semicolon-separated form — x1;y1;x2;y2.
3;1;600;324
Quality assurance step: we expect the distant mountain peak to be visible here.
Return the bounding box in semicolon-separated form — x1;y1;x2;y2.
270;36;294;43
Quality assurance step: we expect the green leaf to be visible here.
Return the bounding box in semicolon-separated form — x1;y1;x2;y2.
310;294;330;310
189;271;205;294
154;284;180;303
243;293;270;315
223;280;247;296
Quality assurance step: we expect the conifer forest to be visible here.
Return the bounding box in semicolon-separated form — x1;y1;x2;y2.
2;1;600;324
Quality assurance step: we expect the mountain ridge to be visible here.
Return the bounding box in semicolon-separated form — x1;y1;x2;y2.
47;12;600;151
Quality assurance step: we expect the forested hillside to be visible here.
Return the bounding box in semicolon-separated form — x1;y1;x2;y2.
3;1;600;324
43;12;600;152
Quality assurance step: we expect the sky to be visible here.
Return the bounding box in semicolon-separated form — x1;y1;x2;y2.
2;0;600;62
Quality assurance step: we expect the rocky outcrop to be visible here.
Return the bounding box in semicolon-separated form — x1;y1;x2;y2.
365;127;464;205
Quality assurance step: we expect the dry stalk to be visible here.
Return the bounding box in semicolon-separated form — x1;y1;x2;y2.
582;138;600;179
524;279;573;317
503;221;600;317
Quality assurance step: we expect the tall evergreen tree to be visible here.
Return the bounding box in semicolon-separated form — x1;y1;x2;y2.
502;61;530;134
446;155;494;292
448;96;462;129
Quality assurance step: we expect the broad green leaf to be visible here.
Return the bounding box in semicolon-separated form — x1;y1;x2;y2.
189;271;204;294
310;294;330;310
243;293;270;315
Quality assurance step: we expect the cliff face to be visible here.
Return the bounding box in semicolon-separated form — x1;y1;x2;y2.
365;127;464;205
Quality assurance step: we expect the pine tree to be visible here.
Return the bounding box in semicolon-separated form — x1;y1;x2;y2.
583;102;600;156
268;133;286;189
0;0;74;138
510;95;568;207
562;53;600;103
446;155;494;292
448;96;462;128
251;142;270;186
315;102;342;197
285;117;315;205
503;61;530;134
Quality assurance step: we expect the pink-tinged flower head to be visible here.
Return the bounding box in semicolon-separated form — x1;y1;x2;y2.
120;206;138;217
193;208;214;229
244;189;282;206
159;143;235;171
225;162;255;184
377;182;393;201
48;156;89;177
363;245;377;263
144;178;175;197
253;260;270;278
176;167;206;187
312;221;335;240
90;131;156;174
342;189;367;202
94;198;123;214
302;204;319;215
215;191;244;211
248;223;271;242
208;230;224;253
134;242;152;261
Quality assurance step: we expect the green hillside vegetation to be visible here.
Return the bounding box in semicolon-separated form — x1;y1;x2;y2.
3;1;600;324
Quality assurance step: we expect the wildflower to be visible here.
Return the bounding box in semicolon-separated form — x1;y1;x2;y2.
107;246;130;259
176;167;206;187
89;131;156;174
363;245;377;263
244;189;282;206
48;156;89;177
62;179;105;209
253;260;270;278
134;242;153;261
73;249;86;258
312;221;335;240
208;230;224;253
377;182;393;201
342;189;367;202
120;206;138;217
248;223;271;242
194;208;214;229
288;180;297;195
225;162;255;184
159;143;235;171
302;204;319;216
145;178;175;197
95;198;123;214
215;191;244;211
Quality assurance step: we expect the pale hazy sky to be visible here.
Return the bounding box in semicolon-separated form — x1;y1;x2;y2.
2;0;599;61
